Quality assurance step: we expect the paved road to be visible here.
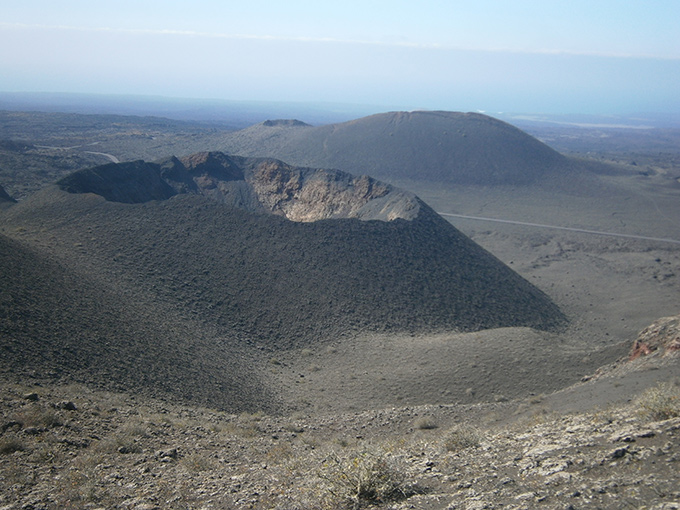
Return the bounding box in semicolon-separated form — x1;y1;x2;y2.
438;212;680;245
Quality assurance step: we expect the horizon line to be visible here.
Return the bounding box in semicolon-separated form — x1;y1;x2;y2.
2;22;679;61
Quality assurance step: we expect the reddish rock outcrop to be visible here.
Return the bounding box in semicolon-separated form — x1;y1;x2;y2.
630;314;680;360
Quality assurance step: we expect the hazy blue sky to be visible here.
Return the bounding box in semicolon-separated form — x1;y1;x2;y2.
1;0;678;114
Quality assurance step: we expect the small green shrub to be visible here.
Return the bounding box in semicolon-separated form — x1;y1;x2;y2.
636;382;680;421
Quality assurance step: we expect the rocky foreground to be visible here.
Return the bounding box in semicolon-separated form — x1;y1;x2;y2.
1;359;678;510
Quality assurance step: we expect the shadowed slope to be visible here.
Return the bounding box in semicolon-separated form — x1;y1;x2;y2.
0;184;15;207
57;160;177;203
0;232;276;412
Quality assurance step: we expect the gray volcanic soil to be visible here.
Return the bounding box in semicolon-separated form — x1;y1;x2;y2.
5;170;676;415
1;364;678;510
405;173;680;338
0;230;277;413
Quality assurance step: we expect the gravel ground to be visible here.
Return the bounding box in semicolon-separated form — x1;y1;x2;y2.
0;351;678;510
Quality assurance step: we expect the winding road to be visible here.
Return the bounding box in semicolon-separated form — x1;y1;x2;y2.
36;143;119;164
83;151;119;163
438;212;680;245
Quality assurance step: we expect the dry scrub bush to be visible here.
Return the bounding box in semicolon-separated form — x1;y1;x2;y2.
266;442;294;463
0;434;25;454
442;424;484;452
636;382;680;421
60;467;107;505
95;422;146;454
14;405;61;428
414;416;438;430
316;447;416;509
181;452;216;472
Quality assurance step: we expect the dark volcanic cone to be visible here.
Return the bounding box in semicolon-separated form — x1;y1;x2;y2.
0;152;565;409
26;152;565;336
218;111;574;185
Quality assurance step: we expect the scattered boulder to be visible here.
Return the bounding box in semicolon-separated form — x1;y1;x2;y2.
0;184;15;204
55;401;77;411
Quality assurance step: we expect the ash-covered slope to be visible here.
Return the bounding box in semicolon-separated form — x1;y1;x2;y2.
0;232;275;412
218;111;575;185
